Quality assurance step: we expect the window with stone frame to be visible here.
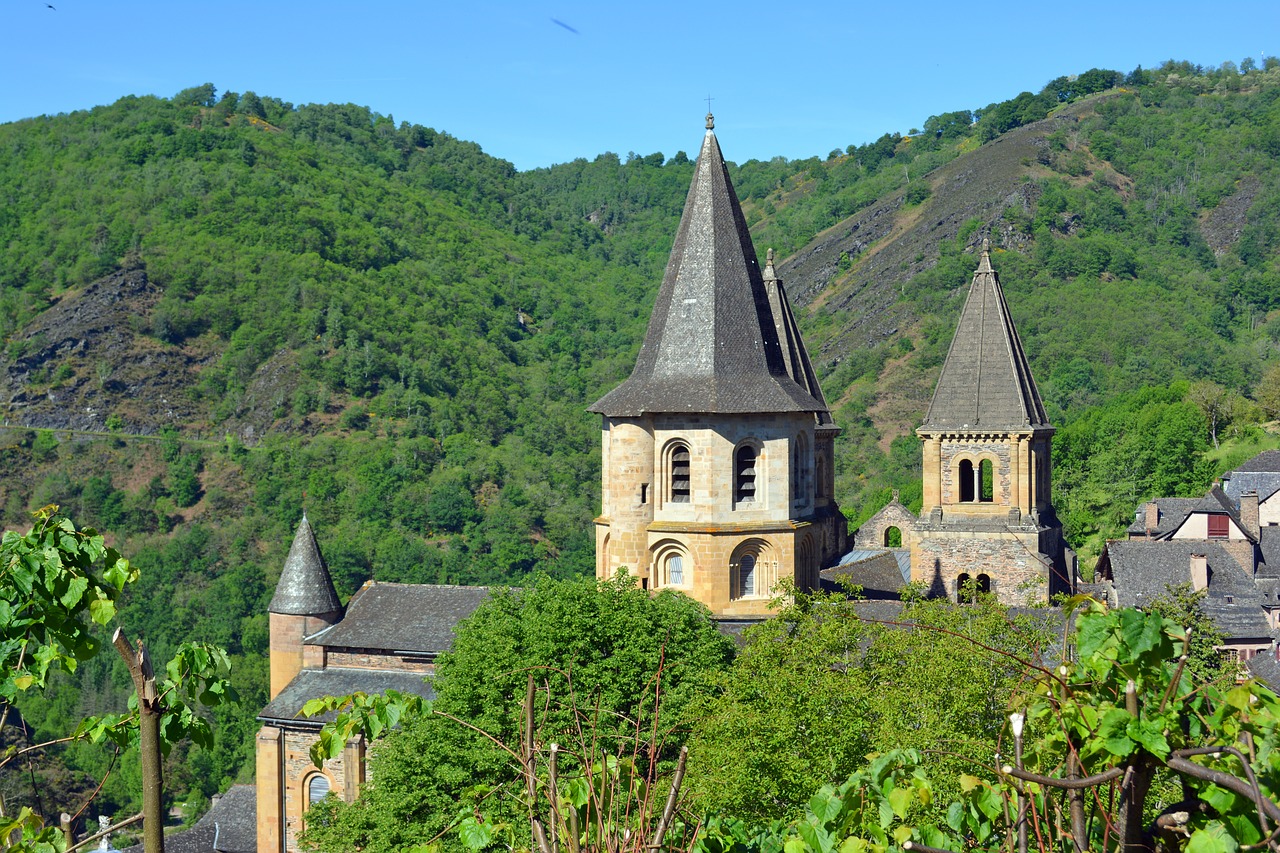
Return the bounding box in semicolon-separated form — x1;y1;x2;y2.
959;460;976;502
665;552;685;586
668;442;691;503
738;553;756;597
792;432;810;506
307;773;332;809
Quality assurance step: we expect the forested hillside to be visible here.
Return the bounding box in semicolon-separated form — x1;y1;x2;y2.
1;59;1279;816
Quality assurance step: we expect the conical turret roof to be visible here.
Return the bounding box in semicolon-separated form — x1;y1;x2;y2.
920;241;1050;433
589;116;827;417
269;514;342;616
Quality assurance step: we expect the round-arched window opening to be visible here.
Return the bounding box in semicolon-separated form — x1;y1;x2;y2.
666;553;684;586
735;446;757;504
979;460;994;503
307;774;331;809
884;526;902;547
739;554;757;597
959;460;976;502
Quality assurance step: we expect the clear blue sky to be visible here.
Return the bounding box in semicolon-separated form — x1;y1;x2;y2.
2;0;1276;171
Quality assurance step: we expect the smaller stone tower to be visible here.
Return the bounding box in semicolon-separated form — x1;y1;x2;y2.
913;240;1068;603
267;514;343;699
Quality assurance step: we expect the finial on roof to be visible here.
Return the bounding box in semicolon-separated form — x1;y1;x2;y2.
766;248;775;265
705;112;714;130
976;237;994;273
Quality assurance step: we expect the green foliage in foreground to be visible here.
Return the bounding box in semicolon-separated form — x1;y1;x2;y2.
684;590;1054;824
299;574;734;852
708;602;1280;853
0;509;235;850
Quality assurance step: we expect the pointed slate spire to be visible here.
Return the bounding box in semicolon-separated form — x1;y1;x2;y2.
921;240;1050;432
269;513;342;616
590;117;827;416
762;248;835;426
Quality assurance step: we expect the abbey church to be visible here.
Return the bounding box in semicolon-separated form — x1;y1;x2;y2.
249;115;1070;852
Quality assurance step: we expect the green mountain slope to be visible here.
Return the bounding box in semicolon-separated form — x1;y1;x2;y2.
1;61;1279;814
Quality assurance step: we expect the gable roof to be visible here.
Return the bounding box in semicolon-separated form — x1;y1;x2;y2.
821;548;911;599
311;582;490;655
589;116;827;418
1128;486;1252;541
1233;450;1280;473
269;514;342;617
919;241;1050;433
258;667;436;727
1162;486;1255;543
1098;539;1270;640
121;784;256;853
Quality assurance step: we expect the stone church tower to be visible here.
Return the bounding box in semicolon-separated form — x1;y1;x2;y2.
912;240;1069;603
589;115;846;618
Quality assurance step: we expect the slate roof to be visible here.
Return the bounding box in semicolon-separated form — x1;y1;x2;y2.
258;667;436;727
589;116;828;417
120;784;256;853
1233;450;1280;472
821;548;911;599
313;582;490;655
1247;653;1280;694
1221;470;1280;505
920;241;1050;433
1099;540;1270;639
1126;487;1246;540
1259;527;1280;580
269;514;342;617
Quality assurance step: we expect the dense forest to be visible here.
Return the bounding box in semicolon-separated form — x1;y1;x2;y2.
0;57;1278;827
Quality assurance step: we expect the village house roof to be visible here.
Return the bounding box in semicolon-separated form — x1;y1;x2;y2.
1233;450;1280;473
1098;540;1270;639
257;667;436;728
919;241;1050;434
268;514;342;617
121;784;256;853
309;582;491;656
1126;486;1246;540
589;115;828;418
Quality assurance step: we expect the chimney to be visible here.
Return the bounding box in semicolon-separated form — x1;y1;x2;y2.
1190;553;1208;592
1241;491;1260;539
1144;501;1159;534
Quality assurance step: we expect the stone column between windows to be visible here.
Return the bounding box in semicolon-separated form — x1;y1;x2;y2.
923;436;942;511
1009;435;1022;511
1025;441;1036;514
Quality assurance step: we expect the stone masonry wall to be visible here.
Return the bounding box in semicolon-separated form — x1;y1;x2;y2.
912;529;1050;605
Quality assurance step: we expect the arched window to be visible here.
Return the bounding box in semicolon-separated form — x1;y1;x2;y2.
735;445;757;504
792;433;810;506
957;573;974;603
959;460;975;502
884;526;902;547
976;573;991;595
739;554;756;597
668;443;690;503
979;460;994;503
307;774;331;809
665;553;684;586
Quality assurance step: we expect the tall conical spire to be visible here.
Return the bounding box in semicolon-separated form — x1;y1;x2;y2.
269;513;342;616
921;239;1049;431
590;118;826;416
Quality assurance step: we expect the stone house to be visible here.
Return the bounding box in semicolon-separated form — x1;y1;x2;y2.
1094;452;1280;669
254;516;488;853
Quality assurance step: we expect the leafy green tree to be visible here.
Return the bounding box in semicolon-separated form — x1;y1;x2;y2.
684;589;1051;823
300;574;734;852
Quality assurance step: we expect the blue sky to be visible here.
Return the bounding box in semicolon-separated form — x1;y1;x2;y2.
2;0;1276;171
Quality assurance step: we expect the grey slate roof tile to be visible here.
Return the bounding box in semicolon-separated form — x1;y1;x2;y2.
314;582;490;655
121;784;256;853
258;667;435;726
821;549;911;599
1234;450;1280;472
589;118;828;417
269;515;342;617
1100;540;1269;640
920;242;1050;433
